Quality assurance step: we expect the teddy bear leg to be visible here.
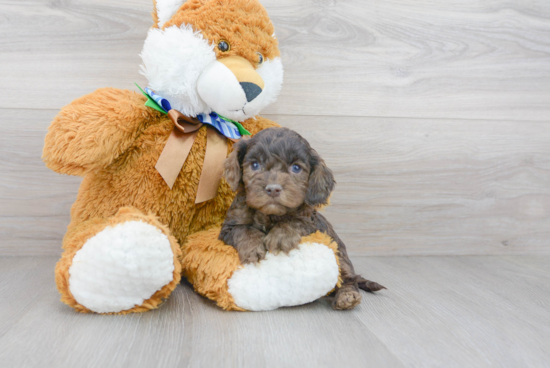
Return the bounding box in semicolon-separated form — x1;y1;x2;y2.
181;228;246;311
55;207;182;314
182;229;342;311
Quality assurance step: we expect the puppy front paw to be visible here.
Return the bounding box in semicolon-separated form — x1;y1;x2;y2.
332;285;362;310
263;227;301;255
236;238;267;265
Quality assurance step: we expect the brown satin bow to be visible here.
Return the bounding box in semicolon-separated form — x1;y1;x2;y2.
155;110;228;203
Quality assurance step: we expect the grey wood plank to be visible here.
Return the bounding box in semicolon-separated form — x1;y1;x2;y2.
443;256;550;328
0;0;151;111
2;108;550;256
276;114;550;256
268;0;550;121
180;285;403;368
0;108;80;256
0;257;58;339
1;0;550;121
0;257;403;368
351;256;550;368
504;256;550;280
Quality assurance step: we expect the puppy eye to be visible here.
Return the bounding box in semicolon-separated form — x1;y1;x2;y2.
257;52;264;65
251;162;261;171
291;164;302;173
218;40;230;52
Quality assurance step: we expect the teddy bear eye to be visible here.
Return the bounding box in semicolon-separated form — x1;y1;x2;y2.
291;164;302;173
218;40;230;52
251;162;260;171
257;52;264;65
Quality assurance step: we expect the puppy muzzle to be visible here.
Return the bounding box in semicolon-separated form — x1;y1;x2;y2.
265;184;282;197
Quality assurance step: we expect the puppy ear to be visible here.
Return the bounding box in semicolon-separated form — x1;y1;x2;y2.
224;137;250;191
305;151;335;207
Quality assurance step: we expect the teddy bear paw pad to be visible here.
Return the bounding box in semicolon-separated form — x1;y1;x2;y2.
227;242;339;311
68;220;175;313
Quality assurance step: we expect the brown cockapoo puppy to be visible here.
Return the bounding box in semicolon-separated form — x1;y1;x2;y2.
219;128;385;310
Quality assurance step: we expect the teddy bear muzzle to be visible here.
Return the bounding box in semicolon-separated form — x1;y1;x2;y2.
197;55;265;121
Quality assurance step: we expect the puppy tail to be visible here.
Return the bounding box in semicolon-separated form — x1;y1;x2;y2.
356;276;386;292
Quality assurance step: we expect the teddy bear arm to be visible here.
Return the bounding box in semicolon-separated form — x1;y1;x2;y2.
43;88;157;176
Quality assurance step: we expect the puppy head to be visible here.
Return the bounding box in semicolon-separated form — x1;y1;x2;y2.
140;0;283;122
224;128;335;215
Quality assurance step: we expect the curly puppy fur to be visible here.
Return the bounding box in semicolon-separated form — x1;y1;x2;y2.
219;127;385;310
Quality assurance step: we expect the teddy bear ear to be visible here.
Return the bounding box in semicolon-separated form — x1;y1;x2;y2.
153;0;188;28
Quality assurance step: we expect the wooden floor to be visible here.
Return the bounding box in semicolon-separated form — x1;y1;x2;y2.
1;255;549;368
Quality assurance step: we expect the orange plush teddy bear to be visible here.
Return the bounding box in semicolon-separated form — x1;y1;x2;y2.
43;0;346;314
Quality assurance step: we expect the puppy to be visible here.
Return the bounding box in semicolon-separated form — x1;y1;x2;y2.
219;127;385;310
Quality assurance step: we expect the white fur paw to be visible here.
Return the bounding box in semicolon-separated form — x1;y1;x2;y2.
227;242;339;311
68;221;175;313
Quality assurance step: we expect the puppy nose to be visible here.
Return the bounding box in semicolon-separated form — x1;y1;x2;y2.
265;184;282;197
240;82;262;102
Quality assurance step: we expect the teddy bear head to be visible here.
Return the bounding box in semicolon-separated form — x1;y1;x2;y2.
140;0;283;122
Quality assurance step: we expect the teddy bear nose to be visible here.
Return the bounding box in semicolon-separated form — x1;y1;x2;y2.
240;82;262;102
265;184;282;197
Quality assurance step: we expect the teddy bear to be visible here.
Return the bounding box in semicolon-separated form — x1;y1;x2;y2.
43;0;362;314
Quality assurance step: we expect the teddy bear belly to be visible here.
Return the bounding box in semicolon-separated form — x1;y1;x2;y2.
227;242;340;311
68;138;232;245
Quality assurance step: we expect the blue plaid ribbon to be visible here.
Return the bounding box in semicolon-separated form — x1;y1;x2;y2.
195;112;242;140
145;87;172;112
143;87;247;140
